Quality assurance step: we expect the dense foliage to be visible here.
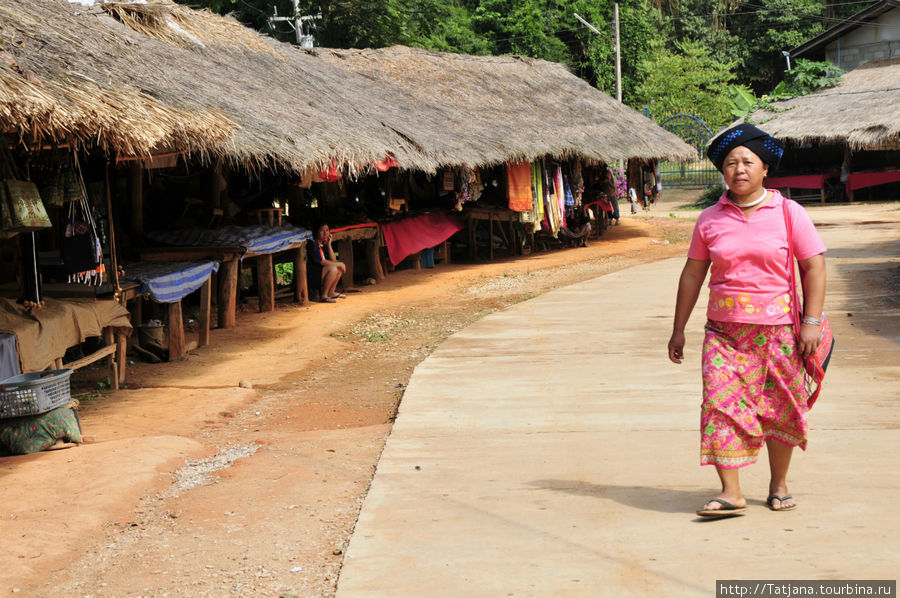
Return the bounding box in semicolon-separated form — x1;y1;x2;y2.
180;0;861;130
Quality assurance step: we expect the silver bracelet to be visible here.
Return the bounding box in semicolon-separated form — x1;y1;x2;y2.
802;316;822;326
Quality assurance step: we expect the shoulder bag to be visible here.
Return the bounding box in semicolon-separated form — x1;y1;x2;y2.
783;199;834;407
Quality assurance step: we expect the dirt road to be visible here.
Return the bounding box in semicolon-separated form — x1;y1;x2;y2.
1;191;895;597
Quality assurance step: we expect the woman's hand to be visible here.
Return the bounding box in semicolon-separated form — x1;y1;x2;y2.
797;323;821;358
668;330;686;364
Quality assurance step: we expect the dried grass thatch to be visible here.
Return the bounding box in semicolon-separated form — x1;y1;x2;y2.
306;46;696;166
746;59;900;151
0;0;693;174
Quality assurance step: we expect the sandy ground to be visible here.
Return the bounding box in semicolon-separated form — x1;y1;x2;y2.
0;190;895;597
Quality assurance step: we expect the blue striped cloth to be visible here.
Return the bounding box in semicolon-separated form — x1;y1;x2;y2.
146;224;312;256
124;261;219;304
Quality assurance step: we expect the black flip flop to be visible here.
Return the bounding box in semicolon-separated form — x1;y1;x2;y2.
696;498;747;517
766;494;798;512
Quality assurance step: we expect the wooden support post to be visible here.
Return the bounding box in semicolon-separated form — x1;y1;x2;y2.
128;163;143;238
209;158;225;210
103;327;119;391
820;186;826;204
293;245;306;303
257;254;275;312
168;301;185;360
132;295;144;327
489;211;495;261
412;252;422;270
468;217;477;261
218;258;238;329
117;332;127;385
199;277;211;347
336;238;354;288
366;235;385;282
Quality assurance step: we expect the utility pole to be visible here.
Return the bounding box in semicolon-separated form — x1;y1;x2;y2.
573;10;622;103
269;1;318;47
614;3;622;103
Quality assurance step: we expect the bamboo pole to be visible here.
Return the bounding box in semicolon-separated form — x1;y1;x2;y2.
105;160;121;293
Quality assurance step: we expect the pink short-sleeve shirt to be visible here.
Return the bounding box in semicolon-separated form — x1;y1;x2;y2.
687;190;826;324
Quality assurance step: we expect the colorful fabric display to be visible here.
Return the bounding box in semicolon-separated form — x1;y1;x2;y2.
506;161;533;212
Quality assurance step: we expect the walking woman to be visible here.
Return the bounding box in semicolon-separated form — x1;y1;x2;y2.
667;124;827;517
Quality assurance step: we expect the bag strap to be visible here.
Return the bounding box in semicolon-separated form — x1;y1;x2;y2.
782;199;802;330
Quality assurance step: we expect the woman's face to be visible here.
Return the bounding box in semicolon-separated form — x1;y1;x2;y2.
721;145;769;197
316;225;329;242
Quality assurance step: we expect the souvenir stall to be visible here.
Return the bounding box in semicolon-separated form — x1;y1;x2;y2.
299;162;461;279
0;143;138;454
123;157;314;328
462;158;589;259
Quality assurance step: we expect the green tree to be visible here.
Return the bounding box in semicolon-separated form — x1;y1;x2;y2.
730;0;825;90
636;40;735;128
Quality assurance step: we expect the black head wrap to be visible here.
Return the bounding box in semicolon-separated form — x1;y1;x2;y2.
706;124;784;173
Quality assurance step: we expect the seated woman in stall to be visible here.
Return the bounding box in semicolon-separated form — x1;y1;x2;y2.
307;223;347;303
558;205;592;248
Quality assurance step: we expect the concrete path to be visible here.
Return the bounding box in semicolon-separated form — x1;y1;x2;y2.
337;207;900;597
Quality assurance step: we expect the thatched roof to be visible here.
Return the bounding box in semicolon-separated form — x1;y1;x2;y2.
304;46;696;166
0;1;234;157
0;0;693;173
746;59;900;151
0;0;424;173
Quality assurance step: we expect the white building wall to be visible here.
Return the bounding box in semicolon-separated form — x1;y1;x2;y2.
825;7;900;70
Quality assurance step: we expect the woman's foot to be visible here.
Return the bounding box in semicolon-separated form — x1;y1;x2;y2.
767;483;797;511
320;296;336;303
696;493;747;517
330;293;347;299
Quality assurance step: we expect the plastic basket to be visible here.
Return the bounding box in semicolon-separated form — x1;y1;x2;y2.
0;369;73;419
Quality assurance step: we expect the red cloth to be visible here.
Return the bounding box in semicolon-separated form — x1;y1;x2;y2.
373;156;399;172
381;213;463;266
330;222;378;233
766;173;834;190
318;159;341;182
506;161;533;212
846;170;900;192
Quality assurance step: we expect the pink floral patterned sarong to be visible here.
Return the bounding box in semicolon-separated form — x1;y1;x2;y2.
701;320;809;469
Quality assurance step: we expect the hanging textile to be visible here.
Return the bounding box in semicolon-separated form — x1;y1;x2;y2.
563;171;575;208
541;159;554;232
530;161;544;231
372;155;399;172
60;156;103;286
554;167;567;229
442;170;455;192
506;161;533;212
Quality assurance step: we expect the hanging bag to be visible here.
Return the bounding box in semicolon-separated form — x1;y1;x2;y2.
59;155;103;284
0;141;52;232
783;200;834;407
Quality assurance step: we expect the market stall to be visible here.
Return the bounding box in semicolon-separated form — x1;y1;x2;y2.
122;260;218;360
0;297;130;389
329;223;384;286
143;223;312;325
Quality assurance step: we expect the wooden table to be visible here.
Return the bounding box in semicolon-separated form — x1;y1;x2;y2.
138;243;308;329
464;207;524;261
244;242;307;311
0;284;135;388
330;224;384;286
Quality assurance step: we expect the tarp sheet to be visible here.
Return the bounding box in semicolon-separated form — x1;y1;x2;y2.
124;260;219;304
381;213;463;267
